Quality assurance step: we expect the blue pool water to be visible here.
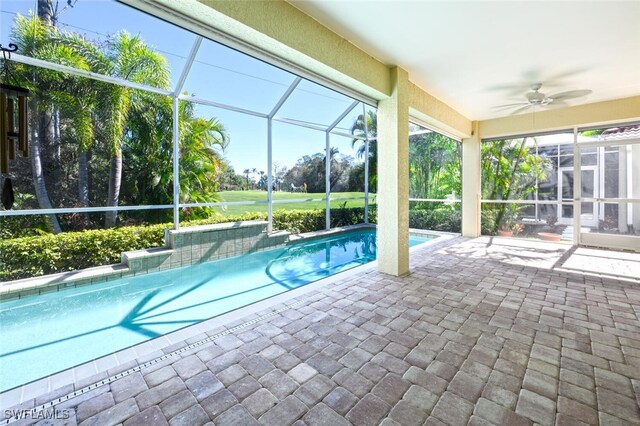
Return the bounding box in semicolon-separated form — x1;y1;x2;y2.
0;230;433;391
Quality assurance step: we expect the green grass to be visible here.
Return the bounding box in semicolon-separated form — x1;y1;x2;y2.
211;190;375;216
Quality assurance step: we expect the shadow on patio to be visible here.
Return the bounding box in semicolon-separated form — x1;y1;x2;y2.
437;236;640;283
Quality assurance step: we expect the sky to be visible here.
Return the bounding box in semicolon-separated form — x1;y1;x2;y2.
0;0;371;176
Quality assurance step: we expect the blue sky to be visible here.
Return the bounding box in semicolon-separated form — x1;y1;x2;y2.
0;0;369;176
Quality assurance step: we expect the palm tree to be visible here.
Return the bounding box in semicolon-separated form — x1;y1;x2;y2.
107;93;228;222
22;23;169;227
10;13;62;232
323;147;342;190
177;100;229;206
351;110;377;192
250;168;258;190
243;169;251;190
63;31;170;226
46;30;105;210
100;33;169;227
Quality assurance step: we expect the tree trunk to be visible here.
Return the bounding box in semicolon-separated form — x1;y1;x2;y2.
30;99;61;233
52;107;61;195
78;151;89;207
31;0;61;233
104;153;122;227
37;0;54;24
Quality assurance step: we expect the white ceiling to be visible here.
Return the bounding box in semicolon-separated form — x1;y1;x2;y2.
288;0;640;120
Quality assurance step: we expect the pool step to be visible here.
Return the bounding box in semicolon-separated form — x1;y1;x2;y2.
121;247;174;272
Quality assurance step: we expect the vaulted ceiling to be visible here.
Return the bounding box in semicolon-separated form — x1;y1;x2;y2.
289;1;640;121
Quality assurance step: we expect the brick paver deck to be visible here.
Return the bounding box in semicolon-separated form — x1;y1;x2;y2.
4;237;640;425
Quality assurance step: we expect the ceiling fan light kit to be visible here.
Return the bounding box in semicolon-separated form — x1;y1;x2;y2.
526;84;551;105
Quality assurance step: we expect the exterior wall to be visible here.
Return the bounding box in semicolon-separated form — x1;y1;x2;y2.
409;83;472;139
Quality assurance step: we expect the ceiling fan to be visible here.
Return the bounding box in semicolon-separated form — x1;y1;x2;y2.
495;83;592;115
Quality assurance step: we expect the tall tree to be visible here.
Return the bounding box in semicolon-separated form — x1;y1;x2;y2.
49;30;100;210
11;8;62;232
243;169;251;190
350;110;377;192
409;132;461;199
480;137;549;232
121;97;228;216
66;32;170;227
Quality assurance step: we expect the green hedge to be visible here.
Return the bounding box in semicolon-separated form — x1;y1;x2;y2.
0;208;371;282
0;225;167;281
409;208;461;233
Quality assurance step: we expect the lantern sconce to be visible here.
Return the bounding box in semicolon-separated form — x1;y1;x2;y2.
1;43;30;209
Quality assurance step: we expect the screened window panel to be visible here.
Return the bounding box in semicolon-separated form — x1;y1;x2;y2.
3;0;194;88
277;80;356;127
182;39;297;114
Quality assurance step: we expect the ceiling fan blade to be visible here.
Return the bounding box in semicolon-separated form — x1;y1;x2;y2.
546;100;569;108
493;102;528;110
548;89;592;101
511;104;533;115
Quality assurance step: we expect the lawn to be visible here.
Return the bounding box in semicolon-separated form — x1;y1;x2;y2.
211;190;375;216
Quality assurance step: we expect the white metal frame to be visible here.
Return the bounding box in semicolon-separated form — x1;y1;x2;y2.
266;77;302;232
121;0;378;107
407;119;463;229
480;126;639;250
363;104;371;223
575;132;640;250
325;101;359;229
3;44;373;233
559;165;598;228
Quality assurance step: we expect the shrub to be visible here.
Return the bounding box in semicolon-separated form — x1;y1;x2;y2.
0;215;52;239
481;207;499;235
409;207;461;233
0;224;167;281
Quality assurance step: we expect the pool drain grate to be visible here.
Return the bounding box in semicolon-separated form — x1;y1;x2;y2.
2;298;307;425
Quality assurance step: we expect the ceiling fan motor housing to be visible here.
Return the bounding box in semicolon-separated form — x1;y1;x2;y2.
527;90;547;105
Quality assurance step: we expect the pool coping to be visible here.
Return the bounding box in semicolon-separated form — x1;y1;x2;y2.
0;228;456;414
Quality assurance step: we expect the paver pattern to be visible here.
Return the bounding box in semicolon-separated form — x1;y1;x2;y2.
5;237;640;425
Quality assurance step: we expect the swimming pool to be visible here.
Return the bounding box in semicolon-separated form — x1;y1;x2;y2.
0;229;433;392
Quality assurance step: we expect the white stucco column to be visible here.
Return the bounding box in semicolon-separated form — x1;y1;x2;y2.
377;67;409;276
462;121;481;237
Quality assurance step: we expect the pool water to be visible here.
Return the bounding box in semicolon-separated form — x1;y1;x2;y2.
0;230;433;391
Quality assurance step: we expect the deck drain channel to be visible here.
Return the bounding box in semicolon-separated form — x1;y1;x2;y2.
2;298;307;425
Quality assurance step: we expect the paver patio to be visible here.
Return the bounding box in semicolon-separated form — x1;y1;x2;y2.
3;237;640;425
